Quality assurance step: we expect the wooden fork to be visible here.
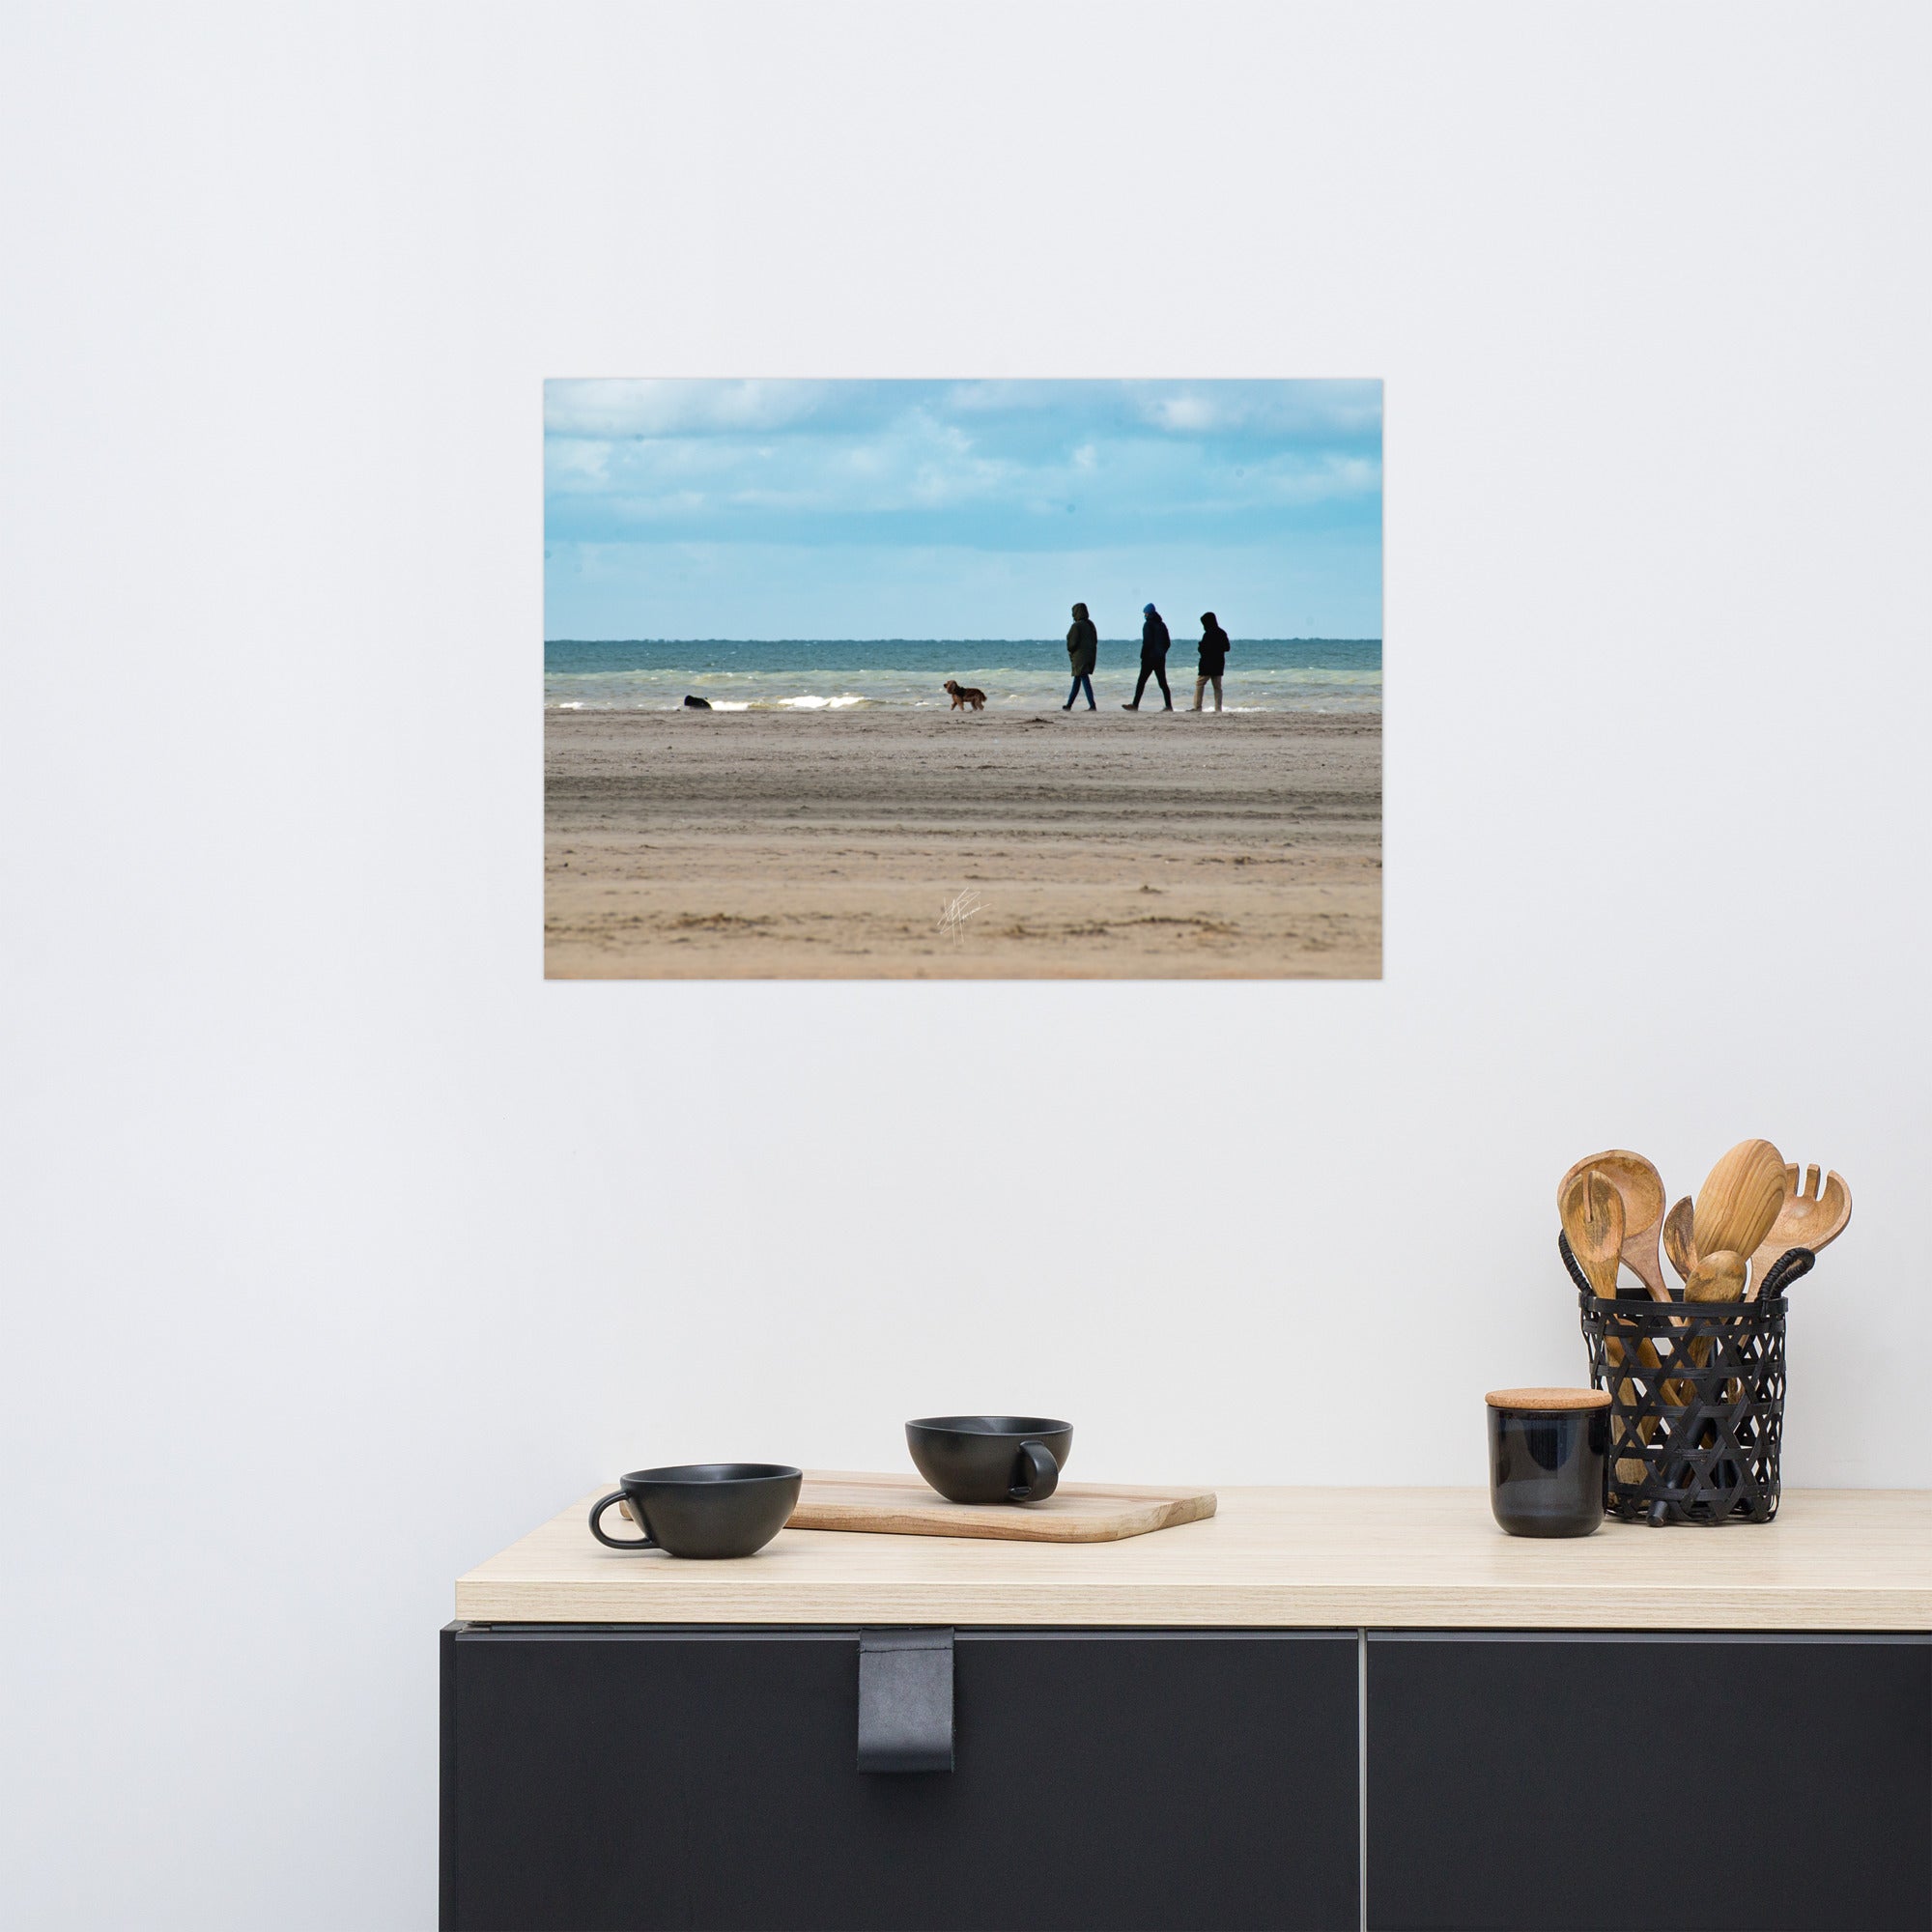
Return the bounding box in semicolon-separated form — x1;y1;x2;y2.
1748;1165;1852;1298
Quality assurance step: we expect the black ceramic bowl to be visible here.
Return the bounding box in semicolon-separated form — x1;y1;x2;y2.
1485;1389;1607;1539
587;1462;803;1558
905;1416;1073;1505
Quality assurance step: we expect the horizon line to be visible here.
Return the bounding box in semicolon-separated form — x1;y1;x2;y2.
545;635;1383;646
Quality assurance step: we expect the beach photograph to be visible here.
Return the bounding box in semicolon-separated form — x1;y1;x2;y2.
545;379;1381;979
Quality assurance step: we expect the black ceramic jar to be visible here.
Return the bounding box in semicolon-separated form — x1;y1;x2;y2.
1485;1387;1608;1538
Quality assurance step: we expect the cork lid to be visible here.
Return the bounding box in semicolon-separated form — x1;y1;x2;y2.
1485;1386;1611;1411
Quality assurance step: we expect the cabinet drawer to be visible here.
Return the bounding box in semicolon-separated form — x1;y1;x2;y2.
442;1626;1360;1932
1366;1633;1932;1931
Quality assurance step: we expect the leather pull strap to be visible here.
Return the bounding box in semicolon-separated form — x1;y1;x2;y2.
857;1629;954;1774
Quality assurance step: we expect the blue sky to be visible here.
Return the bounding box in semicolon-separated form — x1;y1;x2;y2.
544;380;1381;639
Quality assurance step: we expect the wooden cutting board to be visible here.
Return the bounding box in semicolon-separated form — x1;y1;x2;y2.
785;1470;1217;1544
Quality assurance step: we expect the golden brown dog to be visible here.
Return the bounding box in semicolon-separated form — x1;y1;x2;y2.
944;679;986;712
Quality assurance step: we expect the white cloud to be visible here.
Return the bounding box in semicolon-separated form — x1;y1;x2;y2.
1129;380;1382;440
1152;395;1220;433
544;381;1383;557
544;379;833;438
545;440;610;485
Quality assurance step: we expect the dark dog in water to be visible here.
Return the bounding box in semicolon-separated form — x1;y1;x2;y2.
944;679;986;712
683;695;712;710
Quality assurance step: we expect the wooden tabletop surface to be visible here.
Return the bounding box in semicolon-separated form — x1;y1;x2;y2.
455;1481;1932;1631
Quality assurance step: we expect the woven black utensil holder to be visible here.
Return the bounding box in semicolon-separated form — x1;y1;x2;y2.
1565;1234;1811;1525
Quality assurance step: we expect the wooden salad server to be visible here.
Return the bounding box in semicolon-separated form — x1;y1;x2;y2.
1560;1168;1650;1482
1557;1151;1669;1301
1559;1167;1625;1297
1747;1165;1852;1299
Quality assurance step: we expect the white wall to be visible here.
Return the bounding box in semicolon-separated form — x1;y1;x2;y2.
4;3;1927;1925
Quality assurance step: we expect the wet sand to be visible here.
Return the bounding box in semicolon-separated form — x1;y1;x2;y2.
545;708;1381;979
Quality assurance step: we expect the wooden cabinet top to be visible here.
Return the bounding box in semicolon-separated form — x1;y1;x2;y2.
454;1483;1932;1630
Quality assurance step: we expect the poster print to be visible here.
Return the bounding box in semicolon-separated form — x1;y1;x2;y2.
545;380;1380;979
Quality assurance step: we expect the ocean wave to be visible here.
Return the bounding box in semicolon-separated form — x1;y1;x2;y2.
547;674;1379;714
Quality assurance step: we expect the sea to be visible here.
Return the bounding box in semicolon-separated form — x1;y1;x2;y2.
545;639;1381;714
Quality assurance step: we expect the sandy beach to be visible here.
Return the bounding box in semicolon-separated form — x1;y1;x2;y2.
545;708;1380;979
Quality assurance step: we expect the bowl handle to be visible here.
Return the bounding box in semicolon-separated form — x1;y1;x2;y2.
588;1491;657;1549
1009;1440;1060;1503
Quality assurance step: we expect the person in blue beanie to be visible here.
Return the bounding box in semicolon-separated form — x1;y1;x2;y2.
1122;602;1172;710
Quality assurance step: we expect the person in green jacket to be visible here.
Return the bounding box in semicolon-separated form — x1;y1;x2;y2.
1063;602;1098;710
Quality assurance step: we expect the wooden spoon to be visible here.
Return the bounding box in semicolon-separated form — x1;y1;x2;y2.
1664;1248;1748;1405
1559;1168;1624;1297
1692;1140;1786;1267
1747;1165;1852;1299
1662;1196;1697;1284
1657;1198;1699;1407
1557;1151;1669;1301
1683;1249;1747;1304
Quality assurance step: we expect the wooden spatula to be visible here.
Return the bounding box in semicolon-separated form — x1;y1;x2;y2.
1692;1140;1787;1269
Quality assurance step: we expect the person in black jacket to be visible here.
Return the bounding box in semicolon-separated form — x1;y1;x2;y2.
1122;602;1172;710
1063;602;1098;710
1193;611;1231;712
